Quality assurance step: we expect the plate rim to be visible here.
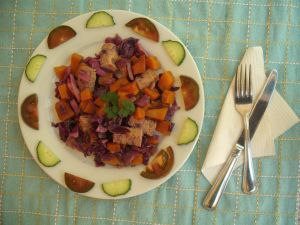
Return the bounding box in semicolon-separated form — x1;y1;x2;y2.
17;9;205;199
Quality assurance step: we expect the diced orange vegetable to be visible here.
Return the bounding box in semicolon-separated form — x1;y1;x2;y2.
150;101;161;108
161;90;175;105
147;136;160;145
144;88;160;100
80;88;93;101
118;82;139;95
156;120;172;135
98;73;113;85
71;53;83;74
109;77;129;92
94;98;106;108
107;143;121;153
54;65;67;80
134;107;145;120
55;100;75;121
132;55;146;75
117;92;129;100
58;84;70;100
131;153;144;165
96;106;105;117
145;108;168;121
158;71;174;91
80;100;88;111
82;100;96;114
103;156;121;166
80;100;96;114
146;56;161;70
131;55;139;64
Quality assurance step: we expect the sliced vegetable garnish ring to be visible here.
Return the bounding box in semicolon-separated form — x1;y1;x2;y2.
21;94;39;130
25;55;47;82
36;141;61;167
47;25;76;49
17;10;204;199
86;11;115;28
162;40;185;66
102;179;132;197
180;75;200;110
178;117;198;145
65;172;95;193
141;146;174;179
126;17;159;42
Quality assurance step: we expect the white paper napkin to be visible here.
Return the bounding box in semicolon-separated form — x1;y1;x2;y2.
201;47;299;183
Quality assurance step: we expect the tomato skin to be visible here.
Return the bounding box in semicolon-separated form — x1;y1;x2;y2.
64;172;95;193
47;25;76;49
180;75;200;111
21;94;39;130
140;146;174;179
126;18;159;42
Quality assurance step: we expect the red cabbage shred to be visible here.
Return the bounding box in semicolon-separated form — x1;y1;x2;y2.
52;34;179;167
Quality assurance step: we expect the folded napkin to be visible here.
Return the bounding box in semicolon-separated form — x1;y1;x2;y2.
201;47;299;183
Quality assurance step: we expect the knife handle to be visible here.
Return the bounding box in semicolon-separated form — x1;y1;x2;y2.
242;114;256;193
203;147;243;210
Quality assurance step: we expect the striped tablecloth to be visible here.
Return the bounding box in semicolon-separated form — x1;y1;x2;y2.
0;0;299;224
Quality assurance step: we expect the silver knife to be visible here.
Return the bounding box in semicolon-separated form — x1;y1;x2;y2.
203;69;278;210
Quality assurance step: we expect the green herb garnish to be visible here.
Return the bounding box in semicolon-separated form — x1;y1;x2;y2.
101;92;118;105
104;105;118;119
101;92;135;118
119;99;135;117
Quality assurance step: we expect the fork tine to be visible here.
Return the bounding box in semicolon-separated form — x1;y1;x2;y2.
239;64;243;97
247;65;250;97
245;64;248;97
249;64;252;97
235;68;238;99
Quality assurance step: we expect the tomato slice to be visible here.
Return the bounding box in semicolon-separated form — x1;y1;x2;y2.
126;18;159;42
21;94;39;130
64;172;95;193
47;25;76;49
180;75;200;111
141;146;174;179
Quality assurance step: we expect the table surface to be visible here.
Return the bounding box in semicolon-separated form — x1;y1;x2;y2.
0;0;299;225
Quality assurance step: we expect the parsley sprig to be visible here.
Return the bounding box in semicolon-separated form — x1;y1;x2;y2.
101;92;135;119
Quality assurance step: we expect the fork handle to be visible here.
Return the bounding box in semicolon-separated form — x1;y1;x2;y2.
203;147;242;210
242;113;256;193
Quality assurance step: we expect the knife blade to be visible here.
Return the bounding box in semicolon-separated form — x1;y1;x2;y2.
237;69;277;145
203;69;278;210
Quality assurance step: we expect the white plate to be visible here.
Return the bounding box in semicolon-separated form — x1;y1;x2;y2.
18;10;205;199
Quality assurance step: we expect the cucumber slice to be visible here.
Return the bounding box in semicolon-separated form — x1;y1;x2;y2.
177;117;198;145
36;141;61;167
25;55;47;82
162;40;185;66
101;179;132;197
86;11;115;28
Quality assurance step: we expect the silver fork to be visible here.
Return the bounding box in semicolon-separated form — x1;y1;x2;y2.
235;64;256;193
